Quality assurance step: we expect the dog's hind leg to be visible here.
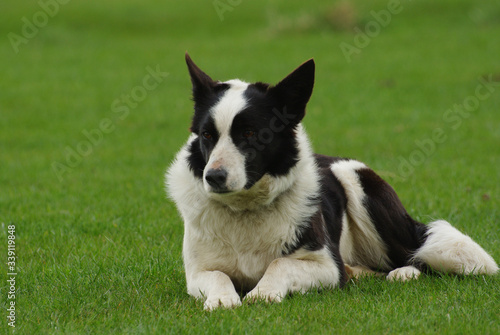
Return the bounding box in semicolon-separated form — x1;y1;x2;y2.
334;161;498;279
411;220;498;275
345;264;385;280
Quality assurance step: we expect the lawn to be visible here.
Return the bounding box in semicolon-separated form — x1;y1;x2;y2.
1;0;499;333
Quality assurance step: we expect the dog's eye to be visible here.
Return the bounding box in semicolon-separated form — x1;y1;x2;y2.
202;131;212;140
243;130;255;138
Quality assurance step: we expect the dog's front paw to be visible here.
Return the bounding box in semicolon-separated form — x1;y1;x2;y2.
244;286;285;304
204;292;242;311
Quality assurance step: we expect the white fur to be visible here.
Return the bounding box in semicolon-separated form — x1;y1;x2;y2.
339;213;354;263
212;79;248;135
245;247;340;303
203;80;249;193
166;134;206;220
332;160;392;271
387;266;421;281
192;270;242;311
412;220;499;275
203;135;247;193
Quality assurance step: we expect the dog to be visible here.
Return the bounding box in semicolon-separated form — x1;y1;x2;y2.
166;54;498;310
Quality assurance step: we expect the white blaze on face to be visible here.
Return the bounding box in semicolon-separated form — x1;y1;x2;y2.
203;80;250;193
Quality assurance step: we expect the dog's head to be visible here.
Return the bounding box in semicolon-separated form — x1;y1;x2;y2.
185;53;315;196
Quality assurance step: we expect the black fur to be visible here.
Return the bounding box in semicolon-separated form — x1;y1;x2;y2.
315;155;350;284
232;85;301;188
356;168;429;269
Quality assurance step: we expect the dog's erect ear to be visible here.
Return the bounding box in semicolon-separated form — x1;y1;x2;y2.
268;59;315;125
185;53;218;98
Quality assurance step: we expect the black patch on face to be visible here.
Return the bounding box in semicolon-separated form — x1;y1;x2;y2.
196;114;219;161
229;83;301;188
190;83;229;133
185;54;231;180
186;84;228;180
186;138;205;179
187;114;220;179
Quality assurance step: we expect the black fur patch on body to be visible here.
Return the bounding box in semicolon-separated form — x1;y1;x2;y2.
315;154;351;285
283;154;351;285
356;168;429;269
283;153;433;284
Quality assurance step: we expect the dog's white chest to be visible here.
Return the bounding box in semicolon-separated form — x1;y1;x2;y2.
184;203;299;288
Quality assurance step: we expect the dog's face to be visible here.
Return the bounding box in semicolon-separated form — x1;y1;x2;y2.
185;54;315;195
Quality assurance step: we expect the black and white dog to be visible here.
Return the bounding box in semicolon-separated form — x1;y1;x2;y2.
166;54;498;310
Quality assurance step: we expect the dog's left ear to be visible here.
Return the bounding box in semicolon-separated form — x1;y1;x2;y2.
185;53;218;100
268;59;315;125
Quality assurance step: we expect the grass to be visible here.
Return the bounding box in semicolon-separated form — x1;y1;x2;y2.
1;0;499;333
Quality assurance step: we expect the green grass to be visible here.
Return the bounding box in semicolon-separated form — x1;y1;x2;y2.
1;0;500;333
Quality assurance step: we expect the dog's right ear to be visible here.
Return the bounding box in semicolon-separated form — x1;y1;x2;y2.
185;53;218;99
267;59;315;126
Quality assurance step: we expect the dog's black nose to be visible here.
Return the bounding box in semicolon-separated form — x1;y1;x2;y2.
205;169;228;191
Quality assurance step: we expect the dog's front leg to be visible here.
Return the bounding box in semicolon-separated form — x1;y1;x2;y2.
187;270;241;311
244;248;341;303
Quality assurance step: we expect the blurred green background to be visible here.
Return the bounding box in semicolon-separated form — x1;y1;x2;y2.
1;0;499;333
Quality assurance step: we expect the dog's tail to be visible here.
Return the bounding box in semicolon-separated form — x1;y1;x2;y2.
412;220;498;275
